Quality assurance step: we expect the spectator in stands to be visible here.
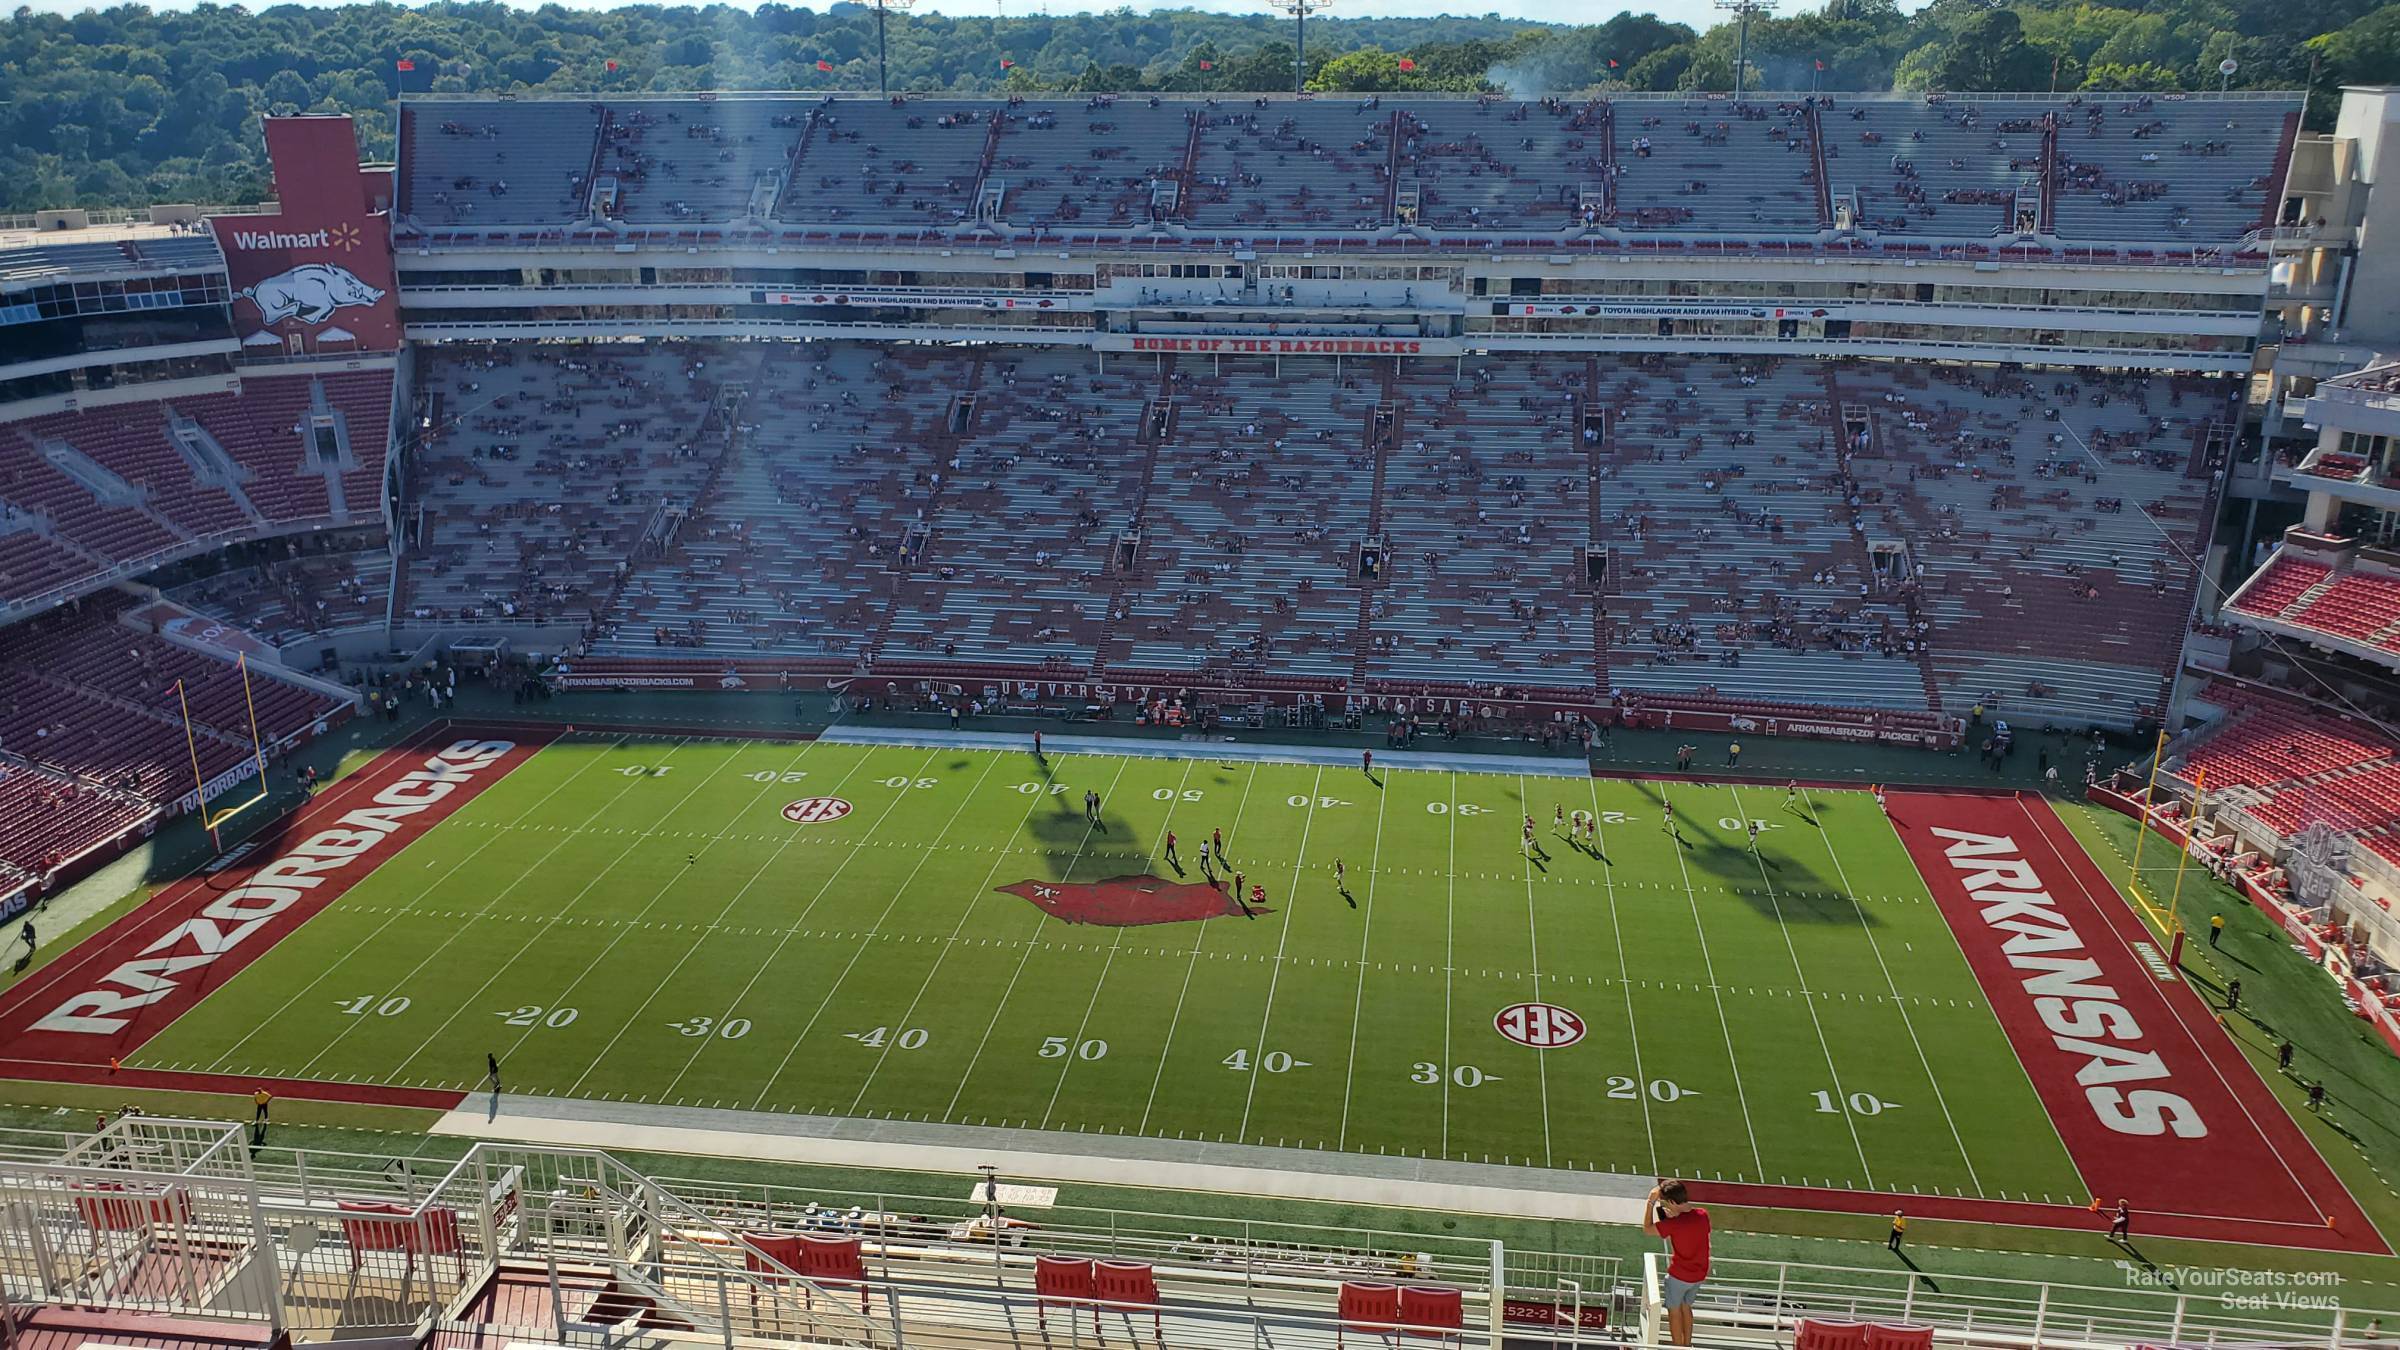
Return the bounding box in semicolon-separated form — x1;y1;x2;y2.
1645;1180;1709;1346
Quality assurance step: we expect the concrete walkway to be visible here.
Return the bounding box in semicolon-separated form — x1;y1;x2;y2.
819;726;1594;779
433;1094;1651;1225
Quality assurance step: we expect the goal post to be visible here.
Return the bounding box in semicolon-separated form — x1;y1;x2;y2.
175;652;272;844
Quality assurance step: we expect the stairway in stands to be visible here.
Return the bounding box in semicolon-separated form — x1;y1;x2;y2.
866;350;987;664
1585;355;1611;695
1347;358;1402;684
1090;356;1178;673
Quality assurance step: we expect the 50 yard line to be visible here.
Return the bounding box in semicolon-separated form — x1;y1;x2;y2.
938;757;1133;1120
1137;763;1262;1135
1039;759;1193;1128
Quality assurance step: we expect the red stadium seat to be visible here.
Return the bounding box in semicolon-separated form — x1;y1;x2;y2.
1864;1323;1937;1350
1338;1282;1402;1347
1034;1255;1098;1333
1095;1259;1162;1340
743;1231;805;1313
798;1233;872;1313
1797;1318;1874;1350
1398;1285;1464;1341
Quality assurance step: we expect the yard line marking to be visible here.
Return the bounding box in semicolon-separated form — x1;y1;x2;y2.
1517;774;1552;1169
1236;765;1323;1141
1335;771;1391;1151
372;740;749;1080
1799;785;1984;1195
1726;785;1873;1187
1039;760;1193;1129
560;738;855;1096
1138;763;1262;1135
1441;771;1456;1157
821;752;1027;1113
940;758;1135;1120
663;747;948;1104
736;752;1031;1105
1656;783;1768;1181
200;734;641;1074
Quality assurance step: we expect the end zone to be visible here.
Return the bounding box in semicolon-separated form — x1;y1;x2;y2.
0;725;552;1075
1885;789;2385;1254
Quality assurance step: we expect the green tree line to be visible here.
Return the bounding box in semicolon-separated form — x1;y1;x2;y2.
1;0;2395;212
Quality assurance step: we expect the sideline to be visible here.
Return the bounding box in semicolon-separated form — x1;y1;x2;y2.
431;1093;1653;1226
819;726;1593;778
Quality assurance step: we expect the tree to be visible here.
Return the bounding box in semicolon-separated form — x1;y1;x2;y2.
1933;10;2055;91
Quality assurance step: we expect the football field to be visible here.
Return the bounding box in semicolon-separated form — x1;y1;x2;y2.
0;726;2378;1247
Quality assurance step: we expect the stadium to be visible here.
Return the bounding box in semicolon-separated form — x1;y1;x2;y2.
0;72;2397;1350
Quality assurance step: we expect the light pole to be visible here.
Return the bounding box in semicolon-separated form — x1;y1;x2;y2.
1266;0;1334;96
1713;0;1778;102
872;0;915;97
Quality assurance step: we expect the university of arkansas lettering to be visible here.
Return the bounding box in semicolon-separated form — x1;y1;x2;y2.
30;739;520;1037
1931;826;2203;1139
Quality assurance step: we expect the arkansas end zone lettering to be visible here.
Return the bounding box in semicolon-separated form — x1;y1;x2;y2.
0;735;544;1057
1928;826;2202;1140
1890;793;2358;1231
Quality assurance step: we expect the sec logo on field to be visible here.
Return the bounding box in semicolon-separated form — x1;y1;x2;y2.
1494;1002;1585;1049
782;797;853;824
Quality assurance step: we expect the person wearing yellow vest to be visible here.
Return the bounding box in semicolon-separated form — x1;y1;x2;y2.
1887;1211;1907;1252
252;1087;272;1125
2209;913;2225;948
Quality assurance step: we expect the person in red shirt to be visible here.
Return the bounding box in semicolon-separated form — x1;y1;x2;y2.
1644;1179;1710;1345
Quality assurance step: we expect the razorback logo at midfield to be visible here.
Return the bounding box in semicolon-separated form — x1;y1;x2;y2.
997;874;1269;926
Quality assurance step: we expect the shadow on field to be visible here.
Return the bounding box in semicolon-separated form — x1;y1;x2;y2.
1628;782;1877;927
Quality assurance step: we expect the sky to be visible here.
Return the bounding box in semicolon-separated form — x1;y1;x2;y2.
4;0;1752;29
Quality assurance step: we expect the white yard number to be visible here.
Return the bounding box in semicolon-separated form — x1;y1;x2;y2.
1609;1076;1692;1102
1424;803;1488;816
501;1005;578;1028
1719;817;1781;832
337;995;410;1017
1287;795;1348;808
1154;788;1203;801
854;1026;930;1049
1014;782;1073;795
616;765;671;777
1413;1062;1492;1088
880;776;939;789
746;770;810;784
1223;1049;1307;1073
1041;1037;1110;1060
671;1017;752;1039
1813;1090;1896;1116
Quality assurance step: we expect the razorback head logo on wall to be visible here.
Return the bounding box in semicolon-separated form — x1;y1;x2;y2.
242;263;386;326
207;116;403;354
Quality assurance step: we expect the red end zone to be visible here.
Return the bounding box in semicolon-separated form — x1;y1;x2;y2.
1880;790;2383;1253
0;724;552;1108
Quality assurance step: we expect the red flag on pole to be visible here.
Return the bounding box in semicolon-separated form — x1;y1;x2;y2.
395;58;415;71
999;57;1015;68
1606;58;1619;68
816;59;833;72
1397;56;1416;71
605;59;619;72
1198;59;1213;70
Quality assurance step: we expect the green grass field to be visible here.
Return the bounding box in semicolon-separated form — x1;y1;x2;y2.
131;734;2088;1200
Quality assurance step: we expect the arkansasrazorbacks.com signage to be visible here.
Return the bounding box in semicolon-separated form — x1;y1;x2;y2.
207;117;401;355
